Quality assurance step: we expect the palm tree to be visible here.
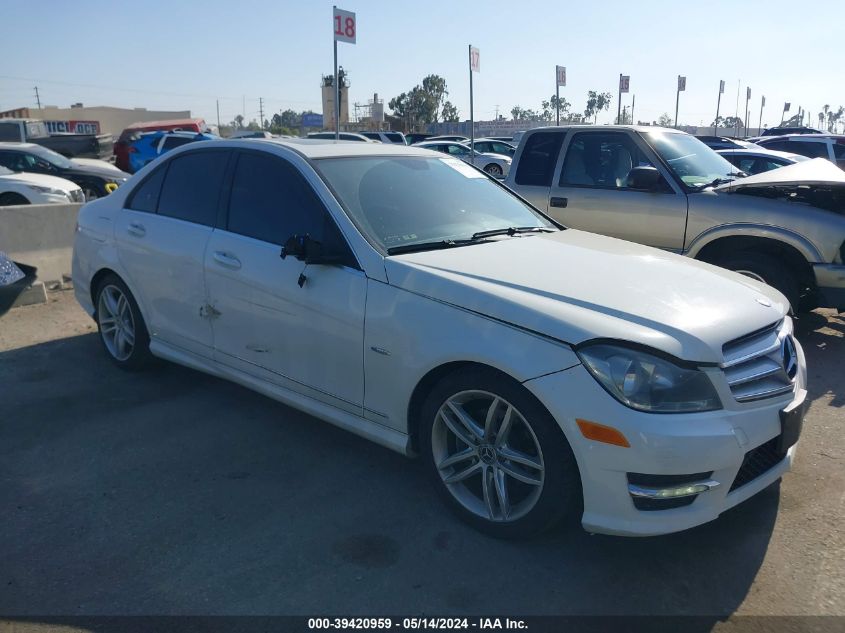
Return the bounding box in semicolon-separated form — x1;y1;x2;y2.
823;104;830;131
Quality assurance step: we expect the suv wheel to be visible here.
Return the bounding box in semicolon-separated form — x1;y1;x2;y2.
421;366;582;539
716;251;801;311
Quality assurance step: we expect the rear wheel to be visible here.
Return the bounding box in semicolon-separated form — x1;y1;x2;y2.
0;192;30;206
421;366;582;539
484;163;503;177
94;274;154;370
714;251;801;311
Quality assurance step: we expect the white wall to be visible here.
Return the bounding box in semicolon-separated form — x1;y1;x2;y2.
0;203;82;282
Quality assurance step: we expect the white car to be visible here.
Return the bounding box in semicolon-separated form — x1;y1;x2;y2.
717;147;808;175
416;140;512;177
0;166;84;205
72;139;807;538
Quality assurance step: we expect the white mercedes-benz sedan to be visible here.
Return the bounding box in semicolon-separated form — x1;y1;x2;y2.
72;139;808;538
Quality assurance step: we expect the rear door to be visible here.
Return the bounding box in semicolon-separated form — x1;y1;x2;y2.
204;149;366;414
546;130;688;251
116;148;230;358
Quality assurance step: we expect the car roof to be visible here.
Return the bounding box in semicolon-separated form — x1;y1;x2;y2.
0;142;47;151
760;133;843;142
124;118;204;131
223;138;434;159
524;124;683;135
716;147;801;160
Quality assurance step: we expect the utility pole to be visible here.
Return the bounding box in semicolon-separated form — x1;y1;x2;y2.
34;86;42;109
216;99;221;131
259;97;265;129
631;94;636;125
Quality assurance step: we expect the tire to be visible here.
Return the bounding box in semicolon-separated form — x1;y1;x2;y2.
94;274;154;370
420;366;582;539
0;192;30;206
81;186;101;201
484;163;503;177
714;251;801;311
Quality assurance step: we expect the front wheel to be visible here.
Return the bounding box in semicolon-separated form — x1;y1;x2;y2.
421;367;582;539
484;163;503;177
715;251;801;311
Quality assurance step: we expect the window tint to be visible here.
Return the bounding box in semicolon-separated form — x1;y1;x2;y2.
126;164;168;213
765;140;828;159
361;133;380;140
162;136;195;150
385;133;404;143
0;122;20;141
833;143;845;159
447;144;470;156
227;152;329;247
514;131;565;186
560;132;654;188
157;151;228;225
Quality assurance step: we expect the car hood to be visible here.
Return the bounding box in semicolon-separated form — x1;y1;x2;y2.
65;160;130;180
0;171;79;192
384;230;788;363
714;157;844;190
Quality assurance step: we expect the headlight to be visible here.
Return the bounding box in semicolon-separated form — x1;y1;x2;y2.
577;343;721;413
26;184;65;196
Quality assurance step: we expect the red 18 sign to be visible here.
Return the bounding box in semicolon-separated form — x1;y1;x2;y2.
333;7;356;44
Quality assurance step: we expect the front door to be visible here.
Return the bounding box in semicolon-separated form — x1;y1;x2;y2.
115;149;230;357
547;130;688;252
204;150;366;414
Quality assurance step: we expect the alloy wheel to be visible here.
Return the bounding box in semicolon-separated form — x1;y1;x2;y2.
97;284;136;361
431;390;545;522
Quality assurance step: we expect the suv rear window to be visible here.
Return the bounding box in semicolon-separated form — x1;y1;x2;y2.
514;131;565;186
385;133;405;144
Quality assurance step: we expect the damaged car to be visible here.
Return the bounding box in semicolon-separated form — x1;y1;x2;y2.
506;126;845;312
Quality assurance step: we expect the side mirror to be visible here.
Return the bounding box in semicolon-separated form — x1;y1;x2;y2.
626;166;662;190
280;234;343;266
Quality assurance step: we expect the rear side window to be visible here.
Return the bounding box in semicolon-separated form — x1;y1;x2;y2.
162;136;194;150
227;152;327;245
157;151;229;226
765;140;828;159
514;131;565;186
126;165;167;213
385;133;404;144
0;122;20;142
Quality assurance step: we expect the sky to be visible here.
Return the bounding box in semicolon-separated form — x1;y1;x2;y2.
1;0;843;129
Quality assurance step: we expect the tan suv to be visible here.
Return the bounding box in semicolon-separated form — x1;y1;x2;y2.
505;125;845;312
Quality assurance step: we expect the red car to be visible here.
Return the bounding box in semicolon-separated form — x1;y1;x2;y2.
113;118;206;172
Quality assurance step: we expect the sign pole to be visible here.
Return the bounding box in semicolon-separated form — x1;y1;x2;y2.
555;71;560;126
744;88;750;138
616;74;622;124
333;33;339;140
674;77;680;129
715;83;722;135
759;96;764;133
469;45;474;158
631;94;635;125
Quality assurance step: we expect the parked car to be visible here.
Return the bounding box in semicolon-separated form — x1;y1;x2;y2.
126;131;217;174
415;140;512;177
696;136;761;151
229;131;277;139
358;131;407;144
0;252;37;317
755;134;845;169
464;138;517;157
307;132;378;142
0;118;113;160
405;133;432;145
422;135;469;143
505;125;845;312
73;138;807;538
114;118;208;172
717;147;808;175
0;142;129;200
759;126;823;137
0;165;85;205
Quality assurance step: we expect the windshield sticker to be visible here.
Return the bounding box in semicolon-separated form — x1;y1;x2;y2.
441;158;486;178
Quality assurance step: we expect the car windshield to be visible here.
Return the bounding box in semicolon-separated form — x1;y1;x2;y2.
315;156;555;253
27;145;74;169
645;131;738;188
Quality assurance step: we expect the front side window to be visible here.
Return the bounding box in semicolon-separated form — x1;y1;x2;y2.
315;156;555;253
157;151;229;226
560;132;654;188
645;131;737;188
447;144;470;156
514;131;565;187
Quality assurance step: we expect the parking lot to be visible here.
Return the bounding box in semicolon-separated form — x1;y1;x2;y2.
1;290;843;620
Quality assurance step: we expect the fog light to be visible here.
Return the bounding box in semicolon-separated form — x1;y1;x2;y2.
628;480;720;499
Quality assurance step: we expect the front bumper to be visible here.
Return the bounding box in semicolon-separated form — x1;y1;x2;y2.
813;263;845;311
523;339;807;537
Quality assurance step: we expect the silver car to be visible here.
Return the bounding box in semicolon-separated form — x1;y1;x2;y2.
505;125;845;312
717;147;808;175
416;141;512;177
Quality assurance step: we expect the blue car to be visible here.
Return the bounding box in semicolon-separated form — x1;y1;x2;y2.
127;130;216;174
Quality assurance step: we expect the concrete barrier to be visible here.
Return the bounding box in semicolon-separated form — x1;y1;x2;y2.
0;203;82;283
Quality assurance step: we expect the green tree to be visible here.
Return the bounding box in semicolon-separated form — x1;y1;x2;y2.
233;114;244;129
441;101;459;122
584;91;612;123
722;115;744;130
388;74;452;129
510;105;523;121
658;113;674;127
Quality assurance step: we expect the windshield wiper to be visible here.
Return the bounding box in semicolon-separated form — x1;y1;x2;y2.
386;239;481;255
470;226;556;240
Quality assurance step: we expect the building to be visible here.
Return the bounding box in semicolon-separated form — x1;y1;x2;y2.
0;105;192;137
320;70;350;130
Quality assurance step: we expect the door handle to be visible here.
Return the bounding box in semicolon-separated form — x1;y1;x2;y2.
213;251;242;269
550;197;568;208
127;222;146;237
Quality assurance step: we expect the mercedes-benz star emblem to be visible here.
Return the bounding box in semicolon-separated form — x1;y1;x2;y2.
781;336;798;379
478;445;496;465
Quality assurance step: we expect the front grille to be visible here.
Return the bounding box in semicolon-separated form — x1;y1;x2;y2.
729;435;786;492
721;319;797;402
